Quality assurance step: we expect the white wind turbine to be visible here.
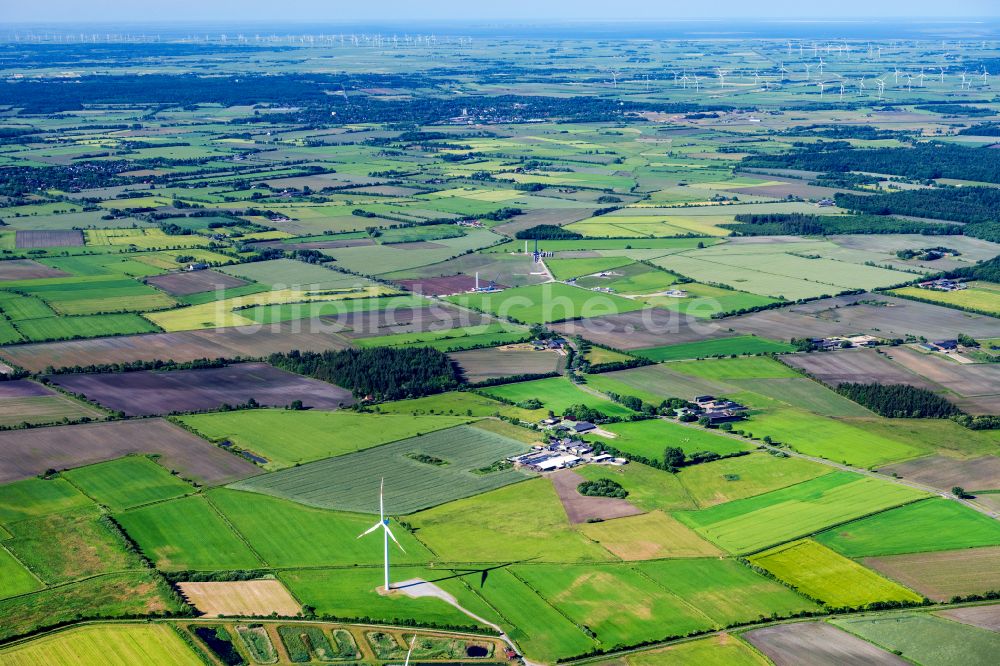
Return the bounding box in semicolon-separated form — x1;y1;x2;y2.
402;635;416;666
804;63;813;80
357;478;405;592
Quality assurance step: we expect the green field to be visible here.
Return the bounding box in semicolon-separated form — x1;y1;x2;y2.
485;238;714;254
750;539;923;608
636;558;819;625
580;510;721;559
177;410;472;469
675;472;928;554
624;634;769;666
670;356;800;381
830;613;1000;665
573;262;680;295
400;329;533;352
446;282;647;324
574;462;696;513
815;499;1000;557
480;376;634;418
0;478;92;525
371;391;546;422
634;336;797;362
0;571;184;642
11;313;160;343
378;224;466;244
239;293;425;325
218;258;366;289
513;563;714;648
0;623;203;666
63;456;193;511
636;282;782;318
676;453;831;508
727;378;875;418
652;246;917;300
321;229;501;275
230;425;531;514
3;507;142;585
280;566;492;628
410;477;612;562
470;568;596;663
892;281;1000;316
0;547;42;599
744;407;924;467
207;489;430;567
353;323;526;349
116;495;264;571
589;419;752;460
546;257;634;281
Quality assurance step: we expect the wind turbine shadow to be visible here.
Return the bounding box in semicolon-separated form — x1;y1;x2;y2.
395;558;539;589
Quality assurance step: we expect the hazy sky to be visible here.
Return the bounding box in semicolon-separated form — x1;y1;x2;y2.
2;0;997;23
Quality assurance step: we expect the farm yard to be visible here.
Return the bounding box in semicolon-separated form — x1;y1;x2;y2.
1;20;1000;666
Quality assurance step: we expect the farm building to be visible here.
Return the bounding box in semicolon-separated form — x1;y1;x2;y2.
919;278;967;292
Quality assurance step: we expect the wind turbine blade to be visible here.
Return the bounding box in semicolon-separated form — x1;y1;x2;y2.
384;524;406;552
380;477;385;520
357;522;382;538
404;635;416;666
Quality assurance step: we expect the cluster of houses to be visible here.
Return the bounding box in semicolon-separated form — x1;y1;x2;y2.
455;219;485;228
509;437;627;472
918;278;967;292
677;395;748;425
809;334;882;350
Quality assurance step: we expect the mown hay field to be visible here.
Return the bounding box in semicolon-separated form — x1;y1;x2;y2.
750;539;923;608
0;623;203;666
675;472;928;554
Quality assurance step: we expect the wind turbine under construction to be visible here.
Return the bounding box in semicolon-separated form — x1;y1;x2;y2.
358;478;405;592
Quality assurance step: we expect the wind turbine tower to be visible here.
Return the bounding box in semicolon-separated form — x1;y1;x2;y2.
358;478;405;592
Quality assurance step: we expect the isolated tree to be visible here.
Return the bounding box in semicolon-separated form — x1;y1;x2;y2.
663;446;686;472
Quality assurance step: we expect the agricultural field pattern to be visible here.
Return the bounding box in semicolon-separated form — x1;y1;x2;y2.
2;8;1000;666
